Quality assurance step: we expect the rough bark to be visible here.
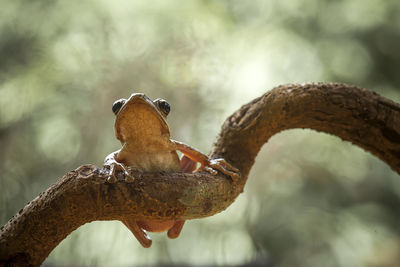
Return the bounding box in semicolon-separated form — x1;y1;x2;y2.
1;83;400;266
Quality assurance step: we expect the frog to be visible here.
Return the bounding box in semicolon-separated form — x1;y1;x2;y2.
104;93;239;248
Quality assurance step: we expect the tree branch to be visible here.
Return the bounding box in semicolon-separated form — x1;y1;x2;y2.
1;83;400;266
211;83;400;178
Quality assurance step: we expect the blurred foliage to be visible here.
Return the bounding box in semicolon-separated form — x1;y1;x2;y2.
1;0;400;266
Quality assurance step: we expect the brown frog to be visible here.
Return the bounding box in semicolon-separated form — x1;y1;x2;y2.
104;93;239;247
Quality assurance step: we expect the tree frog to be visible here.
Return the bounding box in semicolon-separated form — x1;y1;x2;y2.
104;93;239;248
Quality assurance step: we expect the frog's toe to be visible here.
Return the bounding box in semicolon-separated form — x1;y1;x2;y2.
125;173;134;183
204;166;218;176
222;168;240;182
106;164;118;183
121;166;134;182
107;175;117;183
211;159;240;173
209;159;240;182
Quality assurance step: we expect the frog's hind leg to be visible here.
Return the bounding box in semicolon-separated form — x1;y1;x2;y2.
122;218;152;248
167;220;185;239
180;155;197;173
167;156;195;240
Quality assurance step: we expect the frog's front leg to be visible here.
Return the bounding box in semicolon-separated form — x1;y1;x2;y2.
104;150;134;183
171;140;240;182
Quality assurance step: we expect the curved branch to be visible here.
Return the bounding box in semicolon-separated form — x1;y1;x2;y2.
211;83;400;179
1;83;400;266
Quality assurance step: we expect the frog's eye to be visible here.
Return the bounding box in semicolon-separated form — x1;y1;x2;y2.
154;98;170;117
112;98;126;115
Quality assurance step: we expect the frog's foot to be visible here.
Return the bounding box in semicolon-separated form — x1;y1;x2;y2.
122;218;152;248
167;220;185;239
205;159;240;182
106;162;134;183
204;166;218;175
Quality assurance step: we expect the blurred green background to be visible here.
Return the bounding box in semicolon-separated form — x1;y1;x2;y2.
1;0;400;266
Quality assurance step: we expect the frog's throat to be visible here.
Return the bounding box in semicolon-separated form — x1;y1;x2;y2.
114;93;169;141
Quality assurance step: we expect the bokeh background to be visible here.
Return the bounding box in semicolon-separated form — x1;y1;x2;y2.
1;0;400;266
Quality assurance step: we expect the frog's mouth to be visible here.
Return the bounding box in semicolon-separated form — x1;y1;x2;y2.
114;93;169;142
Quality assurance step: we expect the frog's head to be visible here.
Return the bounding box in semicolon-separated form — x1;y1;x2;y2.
112;93;171;143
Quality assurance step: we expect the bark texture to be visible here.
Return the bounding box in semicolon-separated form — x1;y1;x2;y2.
1;83;400;266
